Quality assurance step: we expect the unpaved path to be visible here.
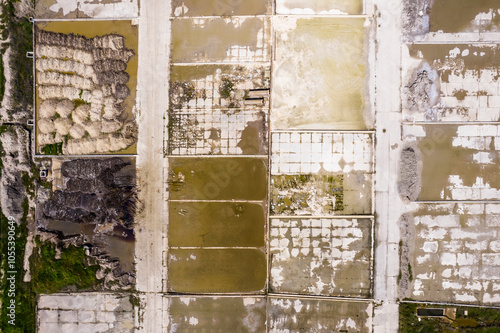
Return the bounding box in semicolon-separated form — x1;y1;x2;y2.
135;0;170;331
373;0;404;331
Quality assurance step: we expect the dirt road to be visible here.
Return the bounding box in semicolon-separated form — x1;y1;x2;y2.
135;0;170;331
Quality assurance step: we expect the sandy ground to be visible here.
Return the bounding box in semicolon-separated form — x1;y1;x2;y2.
372;0;403;331
134;0;170;331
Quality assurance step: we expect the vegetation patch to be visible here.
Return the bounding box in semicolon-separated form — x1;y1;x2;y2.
40;142;63;155
30;237;101;294
271;174;344;215
0;0;33;110
400;302;500;333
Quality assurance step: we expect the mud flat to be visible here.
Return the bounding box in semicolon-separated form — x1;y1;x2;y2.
268;297;372;332
166;296;267;331
35;21;138;155
276;0;363;15
269;217;372;297
400;203;500;304
171;17;271;63
403;43;500;122
35;0;139;19
271;17;372;130
171;0;271;17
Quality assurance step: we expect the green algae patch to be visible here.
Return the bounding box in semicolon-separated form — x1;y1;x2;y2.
168;249;267;293
169;202;266;247
168;157;268;201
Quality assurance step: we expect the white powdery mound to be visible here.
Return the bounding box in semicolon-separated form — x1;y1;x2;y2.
54;117;73;135
55;99;74;118
69;123;86;139
37;71;94;90
36;58;97;82
36;45;94;65
84;121;102;138
38;99;58;118
37;118;55;134
72;105;90;124
101;119;122;133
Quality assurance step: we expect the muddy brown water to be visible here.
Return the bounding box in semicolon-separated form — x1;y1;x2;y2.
410;44;500;82
278;0;362;15
35;21;138;154
168;249;267;293
46;220;135;273
169;202;265;247
429;0;500;33
272;17;369;129
171;18;269;63
168;157;268;201
172;0;270;16
417;125;500;200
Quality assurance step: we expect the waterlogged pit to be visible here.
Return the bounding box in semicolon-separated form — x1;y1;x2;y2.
171;17;271;63
276;0;363;15
272;17;371;130
404;124;500;200
168;249;267;293
429;0;500;33
172;0;271;17
168;157;268;201
169;202;265;247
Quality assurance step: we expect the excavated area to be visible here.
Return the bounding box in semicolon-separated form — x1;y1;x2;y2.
37;158;136;289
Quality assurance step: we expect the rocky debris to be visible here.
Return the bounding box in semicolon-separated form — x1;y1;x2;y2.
35;30;137;154
38;158;137;289
402;0;431;41
0;127;30;220
398;214;415;299
397;144;422;202
405;62;441;120
93;59;127;72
